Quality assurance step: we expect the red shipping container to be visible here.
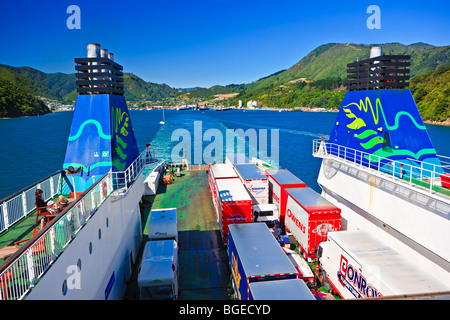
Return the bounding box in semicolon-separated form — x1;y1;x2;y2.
283;187;341;260
209;163;239;221
440;173;450;189
215;178;253;244
265;169;307;226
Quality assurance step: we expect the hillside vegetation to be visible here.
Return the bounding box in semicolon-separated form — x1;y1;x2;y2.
0;42;448;120
0;79;50;117
410;64;450;122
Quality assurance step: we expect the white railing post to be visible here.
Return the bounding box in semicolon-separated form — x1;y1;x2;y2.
430;171;434;192
50;227;57;259
21;192;27;217
2;202;9;230
26;250;35;285
392;162;395;178
409;164;413;185
50;176;55;196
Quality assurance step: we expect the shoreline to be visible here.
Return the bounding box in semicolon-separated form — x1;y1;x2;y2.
424;120;450;127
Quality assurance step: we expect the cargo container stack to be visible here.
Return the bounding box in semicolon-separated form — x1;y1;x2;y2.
234;163;269;205
283;187;341;260
228;223;315;300
265;169;307;229
215;178;253;244
208;163;239;221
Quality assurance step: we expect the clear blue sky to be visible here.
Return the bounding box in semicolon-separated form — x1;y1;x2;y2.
0;0;449;88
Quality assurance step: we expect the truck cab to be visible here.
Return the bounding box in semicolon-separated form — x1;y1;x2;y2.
252;203;279;228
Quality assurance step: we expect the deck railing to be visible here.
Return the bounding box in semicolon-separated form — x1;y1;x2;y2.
0;172;62;235
0;172;112;300
0;145;157;300
312;139;450;195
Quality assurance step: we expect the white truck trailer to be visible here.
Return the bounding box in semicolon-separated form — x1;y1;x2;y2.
317;230;450;299
147;208;178;242
234;163;269;205
137;240;179;300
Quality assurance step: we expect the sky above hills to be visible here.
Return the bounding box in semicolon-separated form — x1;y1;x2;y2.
0;0;449;88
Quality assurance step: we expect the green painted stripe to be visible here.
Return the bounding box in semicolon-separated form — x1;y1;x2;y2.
68;120;111;141
356;129;378;140
63;161;113;171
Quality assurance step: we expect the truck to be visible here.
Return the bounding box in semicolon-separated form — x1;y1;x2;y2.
283;187;341;260
208;162;239;221
137;240;178;300
252;203;279;228
282;247;315;283
143;161;165;195
248;279;315;300
265;169;307;227
147;208;178;242
215;178;253;243
317;230;450;299
225;153;250;166
228;223;300;300
234;163;269;205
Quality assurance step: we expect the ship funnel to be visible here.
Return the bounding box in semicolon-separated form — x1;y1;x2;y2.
100;48;109;58
370;46;382;58
87;43;100;58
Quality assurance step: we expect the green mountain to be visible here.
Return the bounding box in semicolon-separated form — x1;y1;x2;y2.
0;64;179;104
245;42;450;91
123;73;179;102
0;64;77;102
0;41;448;120
410;64;450;122
0;78;50;117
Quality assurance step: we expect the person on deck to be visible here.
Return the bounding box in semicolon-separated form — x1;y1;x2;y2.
35;189;48;212
55;195;69;213
35;189;50;229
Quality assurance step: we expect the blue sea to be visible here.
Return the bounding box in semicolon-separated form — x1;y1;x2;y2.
1;109;450;199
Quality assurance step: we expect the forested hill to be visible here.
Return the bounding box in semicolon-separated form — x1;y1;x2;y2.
0;64;179;106
244;42;450;91
410;64;450;122
0;42;448;120
0;79;50;117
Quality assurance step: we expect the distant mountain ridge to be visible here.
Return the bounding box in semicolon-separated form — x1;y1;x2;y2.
0;64;178;104
244;42;450;91
0;42;449;107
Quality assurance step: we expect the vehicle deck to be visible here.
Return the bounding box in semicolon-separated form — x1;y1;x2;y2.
124;167;233;300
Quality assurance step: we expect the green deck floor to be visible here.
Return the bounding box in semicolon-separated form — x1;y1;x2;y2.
0;195;60;264
125;168;233;300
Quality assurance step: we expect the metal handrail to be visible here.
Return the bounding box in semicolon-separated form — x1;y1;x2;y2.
0;145;158;300
0;171;62;234
0;172;112;300
312;139;449;195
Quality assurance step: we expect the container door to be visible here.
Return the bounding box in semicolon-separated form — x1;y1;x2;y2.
309;216;340;258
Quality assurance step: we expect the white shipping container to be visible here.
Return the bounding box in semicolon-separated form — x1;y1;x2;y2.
215;178;253;243
225;153;250;166
147;208;178;242
209;163;239;222
317;230;450;299
234;164;268;205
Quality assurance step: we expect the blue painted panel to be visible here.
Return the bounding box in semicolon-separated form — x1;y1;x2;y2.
329;89;442;177
62;94;139;193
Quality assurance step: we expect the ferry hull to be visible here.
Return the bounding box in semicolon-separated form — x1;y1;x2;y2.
26;174;144;300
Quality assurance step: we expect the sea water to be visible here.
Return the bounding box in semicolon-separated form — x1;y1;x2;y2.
1;109;450;199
